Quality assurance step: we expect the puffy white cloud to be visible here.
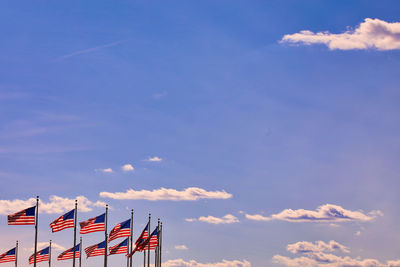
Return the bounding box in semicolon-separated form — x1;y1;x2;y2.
174;245;188;250
281;18;400;50
245;204;382;223
122;164;134;172
163;259;251;267
100;187;232;201
273;240;400;267
186;214;239;224
146;156;163;162
0;196;106;214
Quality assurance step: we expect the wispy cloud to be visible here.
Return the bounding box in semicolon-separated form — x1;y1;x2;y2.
96;168;113;173
174;245;188;250
122;164;134;172
56;41;122;61
163;259;251;267
100;187;232;201
245;204;382;223
186;214;239;224
152;92;167;99
273;240;400;267
281;18;400;50
0;196;106;214
145;156;163;162
37;242;65;252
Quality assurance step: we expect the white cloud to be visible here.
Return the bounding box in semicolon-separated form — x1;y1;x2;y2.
122;164;134;172
186;214;239;225
281;18;400;50
174;245;188;250
146;156;163;162
287;241;349;254
273;240;400;267
163;259;251;267
100;187;232;201
97;168;113;173
0;196;106;214
245;204;382;223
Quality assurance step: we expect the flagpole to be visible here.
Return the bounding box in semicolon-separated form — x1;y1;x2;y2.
104;205;108;267
15;240;18;267
159;223;162;267
73;200;77;267
79;237;82;267
143;250;146;267
34;196;39;267
147;213;150;267
49;240;52;267
126;236;130;267
155;219;160;267
130;209;134;267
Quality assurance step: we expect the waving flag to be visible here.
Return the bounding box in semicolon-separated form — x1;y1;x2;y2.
80;213;105;234
140;227;159;251
0;248;16;263
8;206;36;225
109;238;128;256
109;219;131;242
85;241;105;258
58;244;80;261
50;209;75;232
135;222;149;245
29;247;49;264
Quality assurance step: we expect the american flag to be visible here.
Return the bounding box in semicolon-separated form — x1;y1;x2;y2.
0;247;16;263
57;244;80;261
8;206;36;225
80;213;105;234
109;238;128;256
139;227;159;251
135;223;149;245
85;241;105;258
29;247;49;264
50;209;75;232
109;219;131;242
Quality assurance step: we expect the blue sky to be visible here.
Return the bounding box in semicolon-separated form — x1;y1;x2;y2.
1;1;400;266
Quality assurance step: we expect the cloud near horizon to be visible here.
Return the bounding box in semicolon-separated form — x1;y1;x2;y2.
281;18;400;50
163;259;251;267
245;204;382;223
186;214;239;224
100;187;232;201
273;240;400;267
0;196;106;214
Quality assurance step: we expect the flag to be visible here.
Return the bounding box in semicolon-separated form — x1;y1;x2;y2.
0;248;16;263
8;206;36;225
109;238;128;256
29;247;49;264
85;241;105;258
80;213;105;234
139;227;159;251
57;244;80;261
109;219;131;242
50;209;75;232
135;222;149;245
